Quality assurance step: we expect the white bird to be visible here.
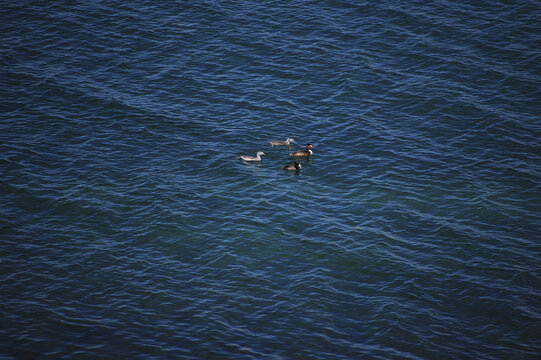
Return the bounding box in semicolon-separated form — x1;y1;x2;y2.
240;151;266;161
270;138;295;146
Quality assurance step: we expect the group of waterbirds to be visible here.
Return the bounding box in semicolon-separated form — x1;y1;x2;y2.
239;138;313;171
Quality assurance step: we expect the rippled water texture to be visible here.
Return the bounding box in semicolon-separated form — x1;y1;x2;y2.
1;1;540;359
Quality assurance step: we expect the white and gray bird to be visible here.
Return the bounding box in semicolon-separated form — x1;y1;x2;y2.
240;151;266;161
270;138;295;146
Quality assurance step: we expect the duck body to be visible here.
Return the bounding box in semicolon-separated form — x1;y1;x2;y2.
289;144;313;157
283;162;302;171
270;138;295;146
240;151;265;161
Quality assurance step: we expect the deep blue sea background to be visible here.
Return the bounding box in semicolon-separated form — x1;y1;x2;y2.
1;1;540;359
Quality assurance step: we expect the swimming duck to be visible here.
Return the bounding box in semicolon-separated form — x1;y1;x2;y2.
240;151;265;161
283;162;302;171
270;138;295;146
289;144;313;157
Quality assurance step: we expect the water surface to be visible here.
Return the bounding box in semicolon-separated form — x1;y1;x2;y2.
1;1;540;359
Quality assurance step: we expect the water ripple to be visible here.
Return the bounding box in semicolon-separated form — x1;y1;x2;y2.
1;0;540;359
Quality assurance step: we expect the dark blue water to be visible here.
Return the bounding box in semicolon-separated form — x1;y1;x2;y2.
1;1;540;359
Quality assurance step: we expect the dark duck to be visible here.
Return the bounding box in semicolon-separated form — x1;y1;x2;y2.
289;144;313;157
282;162;302;171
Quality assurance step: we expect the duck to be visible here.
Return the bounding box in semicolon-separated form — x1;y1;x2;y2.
283;162;302;171
289;144;313;157
270;137;295;146
240;151;265;161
